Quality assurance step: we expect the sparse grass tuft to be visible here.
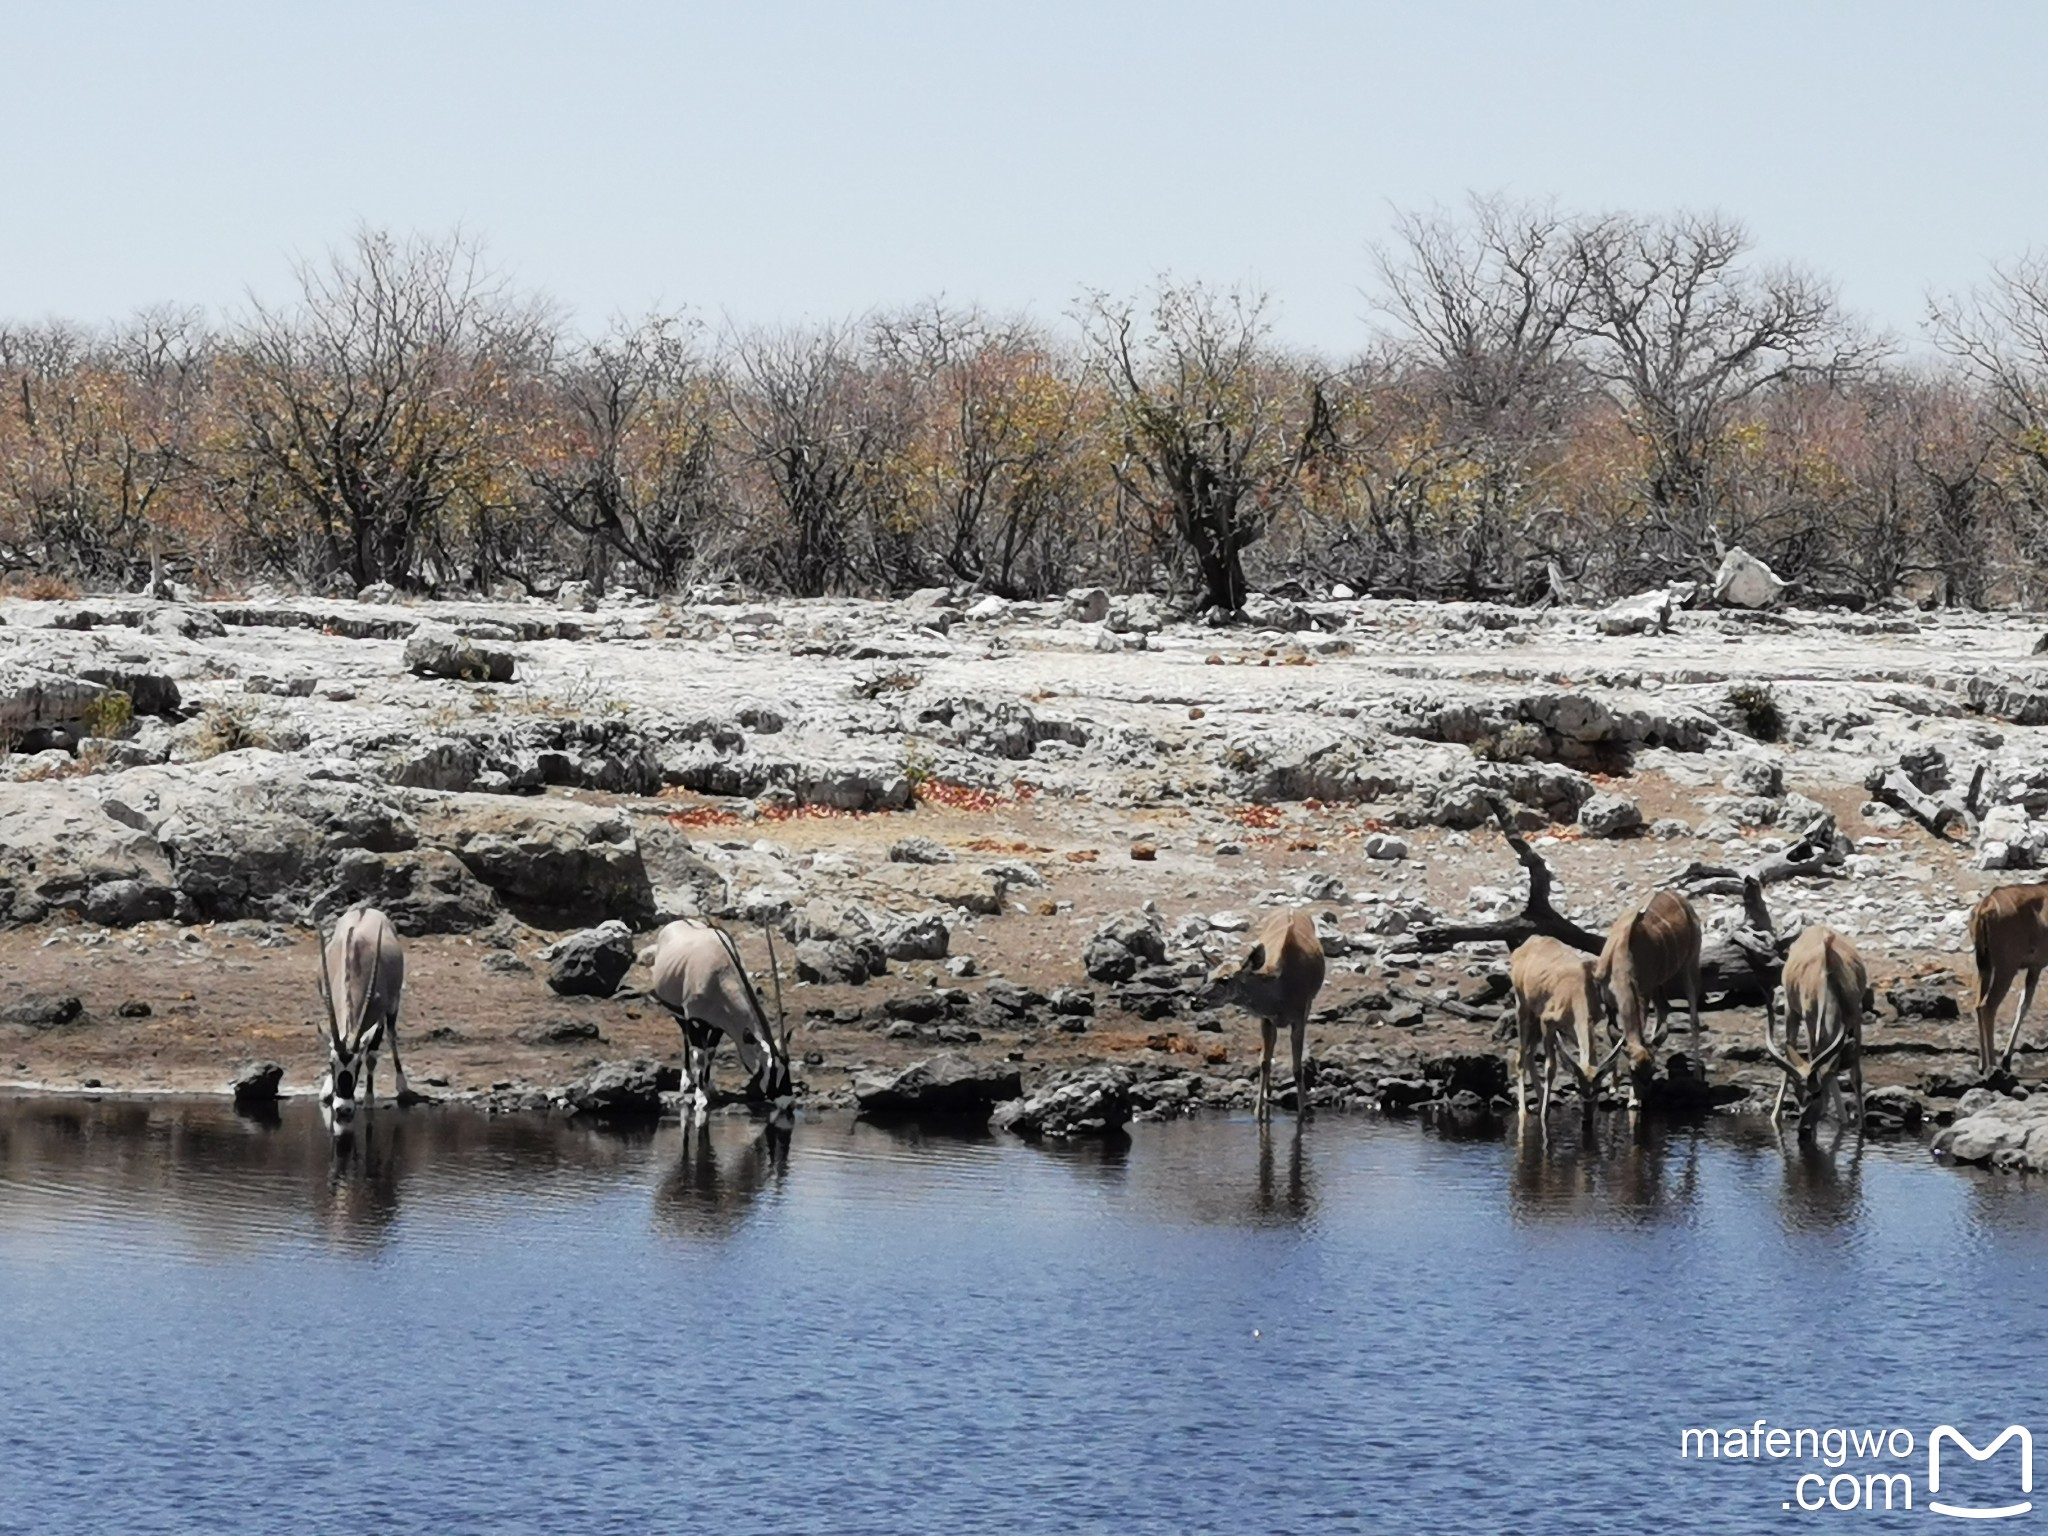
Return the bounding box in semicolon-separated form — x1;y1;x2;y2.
81;690;134;740
1470;722;1547;763
192;702;274;758
854;666;922;700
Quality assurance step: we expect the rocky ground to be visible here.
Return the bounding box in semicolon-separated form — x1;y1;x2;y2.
4;581;2047;1148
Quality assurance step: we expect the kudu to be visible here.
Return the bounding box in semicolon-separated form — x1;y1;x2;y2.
1970;883;2048;1075
315;905;409;1120
1764;924;1866;1135
1592;890;1703;1110
1205;909;1326;1120
1509;935;1623;1123
650;919;792;1114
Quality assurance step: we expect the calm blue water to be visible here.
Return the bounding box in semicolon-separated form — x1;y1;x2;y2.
2;1099;2045;1534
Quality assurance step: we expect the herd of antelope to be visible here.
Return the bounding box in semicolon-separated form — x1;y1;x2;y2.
305;876;2048;1142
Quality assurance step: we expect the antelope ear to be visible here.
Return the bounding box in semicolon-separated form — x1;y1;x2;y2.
1244;943;1267;973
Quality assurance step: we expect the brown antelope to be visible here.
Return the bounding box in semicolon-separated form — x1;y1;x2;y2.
1765;924;1866;1134
1206;909;1326;1119
1970;883;2048;1074
316;905;409;1120
1509;935;1623;1123
1593;890;1703;1109
650;919;792;1114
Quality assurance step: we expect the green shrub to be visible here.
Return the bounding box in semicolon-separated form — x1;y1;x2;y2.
1727;681;1782;742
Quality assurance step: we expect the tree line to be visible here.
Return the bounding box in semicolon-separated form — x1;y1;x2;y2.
8;201;2048;612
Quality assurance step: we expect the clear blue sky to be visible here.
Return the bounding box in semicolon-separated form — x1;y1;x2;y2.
1;0;2042;351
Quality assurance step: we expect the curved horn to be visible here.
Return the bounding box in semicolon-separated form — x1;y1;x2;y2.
762;920;791;1063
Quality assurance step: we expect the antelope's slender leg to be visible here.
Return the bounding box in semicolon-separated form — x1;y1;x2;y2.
1980;965;2015;1075
1686;960;1703;1064
1289;1016;1308;1119
2001;965;2043;1072
384;1010;412;1100
1256;1017;1277;1121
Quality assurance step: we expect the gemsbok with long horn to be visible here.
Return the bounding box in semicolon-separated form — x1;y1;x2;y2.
1970;883;2048;1075
1510;934;1623;1124
1593;889;1703;1111
650;919;793;1115
1764;924;1867;1135
316;905;409;1120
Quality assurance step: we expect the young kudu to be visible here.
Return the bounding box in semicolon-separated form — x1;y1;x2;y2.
650;919;792;1114
1593;889;1703;1111
1206;909;1326;1120
1509;935;1623;1124
1764;924;1866;1135
316;905;409;1120
1970;883;2048;1075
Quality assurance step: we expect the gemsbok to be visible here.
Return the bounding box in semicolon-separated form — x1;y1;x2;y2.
1764;924;1867;1135
650;919;792;1114
1205;909;1326;1120
1593;890;1704;1110
316;905;409;1120
1509;935;1623;1123
1970;883;2048;1075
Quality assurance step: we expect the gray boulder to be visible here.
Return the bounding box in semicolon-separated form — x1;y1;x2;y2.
795;937;886;985
230;1061;284;1109
404;624;516;683
993;1065;1134;1140
557;1058;678;1118
420;793;653;928
852;1053;1022;1124
1577;791;1643;838
887;836;955;865
0;994;83;1029
543;920;636;998
879;912;950;961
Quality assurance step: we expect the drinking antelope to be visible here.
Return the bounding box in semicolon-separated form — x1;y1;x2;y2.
1509;935;1622;1123
1205;909;1326;1119
316;905;409;1119
1765;924;1866;1135
1593;890;1703;1109
1970;883;2048;1075
650;919;792;1114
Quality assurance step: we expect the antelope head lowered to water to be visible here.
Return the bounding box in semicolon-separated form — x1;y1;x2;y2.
1592;890;1703;1111
316;905;409;1121
1765;923;1867;1136
650;919;792;1115
1203;909;1326;1120
1509;935;1623;1125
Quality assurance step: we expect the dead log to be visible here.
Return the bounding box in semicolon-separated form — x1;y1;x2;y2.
1868;766;1969;841
1675;814;1844;896
1406;799;1606;955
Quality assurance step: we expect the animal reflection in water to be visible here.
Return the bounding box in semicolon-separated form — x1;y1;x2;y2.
315;1109;408;1247
654;1119;791;1240
1255;1121;1312;1223
1509;1118;1704;1224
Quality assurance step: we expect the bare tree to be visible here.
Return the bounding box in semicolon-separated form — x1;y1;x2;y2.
1928;253;2048;600
527;314;727;594
228;228;552;591
869;303;1087;597
1369;195;1588;595
1568;211;1872;577
1084;281;1303;613
722;320;897;597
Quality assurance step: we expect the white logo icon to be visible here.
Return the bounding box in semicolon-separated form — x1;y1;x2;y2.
1930;1425;2034;1520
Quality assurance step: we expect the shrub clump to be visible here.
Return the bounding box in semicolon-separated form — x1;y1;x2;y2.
1727;681;1783;742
